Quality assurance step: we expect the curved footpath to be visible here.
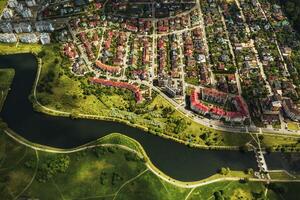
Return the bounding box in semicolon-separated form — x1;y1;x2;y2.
4;129;300;189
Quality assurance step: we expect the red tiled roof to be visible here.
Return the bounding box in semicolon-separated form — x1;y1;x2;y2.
95;61;120;73
89;77;143;102
190;90;249;121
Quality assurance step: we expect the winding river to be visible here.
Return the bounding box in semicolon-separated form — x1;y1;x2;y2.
0;53;281;181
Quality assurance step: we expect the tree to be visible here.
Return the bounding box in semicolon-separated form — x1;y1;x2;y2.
213;191;224;200
219;167;230;175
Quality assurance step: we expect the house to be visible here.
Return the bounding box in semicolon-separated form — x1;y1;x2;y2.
35;21;54;32
0;22;13;33
21;8;33;18
25;0;36;7
281;47;292;57
282;98;300;121
89;77;143;102
190;89;249;123
40;33;51;44
0;33;17;43
14;23;32;33
2;9;13;19
19;33;38;43
95;60;120;74
8;0;18;8
63;43;78;60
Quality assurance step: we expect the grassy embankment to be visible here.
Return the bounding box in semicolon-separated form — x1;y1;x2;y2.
0;43;299;151
0;68;14;112
0;0;7;14
0;130;300;200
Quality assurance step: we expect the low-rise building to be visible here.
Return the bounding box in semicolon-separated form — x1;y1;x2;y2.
0;33;17;43
282;98;300;121
40;32;50;44
190;89;249;123
90;77;143;103
0;22;13;33
35;21;54;32
21;8;33;18
8;0;19;8
25;0;36;7
2;9;13;19
19;33;38;43
14;23;32;33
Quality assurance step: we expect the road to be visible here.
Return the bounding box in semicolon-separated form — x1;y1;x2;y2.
196;0;216;85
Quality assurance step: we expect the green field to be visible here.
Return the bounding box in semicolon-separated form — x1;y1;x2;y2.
0;68;15;112
0;131;300;200
287;122;299;131
0;0;7;14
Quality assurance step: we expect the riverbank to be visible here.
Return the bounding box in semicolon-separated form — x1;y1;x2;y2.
0;68;14;112
1;129;300;199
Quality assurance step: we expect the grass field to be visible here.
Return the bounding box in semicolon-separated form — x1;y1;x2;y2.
0;68;15;112
287;122;299;131
0;0;7;14
0;43;42;55
1;130;299;200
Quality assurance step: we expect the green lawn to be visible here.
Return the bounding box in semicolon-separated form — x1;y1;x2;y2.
0;68;15;112
0;43;42;55
1;130;300;199
287;122;299;131
269;171;299;180
0;0;7;14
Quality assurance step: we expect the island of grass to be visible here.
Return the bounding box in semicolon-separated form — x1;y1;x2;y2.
0;130;300;200
0;68;15;112
1;43;300;152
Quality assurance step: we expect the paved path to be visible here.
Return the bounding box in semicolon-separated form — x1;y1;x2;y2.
4;130;300;190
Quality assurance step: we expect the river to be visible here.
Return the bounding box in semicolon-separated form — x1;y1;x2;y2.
0;53;284;181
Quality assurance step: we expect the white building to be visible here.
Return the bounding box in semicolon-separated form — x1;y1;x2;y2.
25;0;36;7
0;23;13;33
2;9;13;19
40;33;51;44
21;8;32;18
15;3;24;13
19;33;38;43
14;23;32;33
0;33;17;43
8;0;19;8
35;21;54;32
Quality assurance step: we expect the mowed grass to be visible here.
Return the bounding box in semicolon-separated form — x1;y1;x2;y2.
0;131;149;199
190;181;266;200
269;171;297;180
0;0;7;14
287;122;299;131
0;131;37;200
261;134;300;150
115;171;191;200
0;43;42;55
25;147;147;199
